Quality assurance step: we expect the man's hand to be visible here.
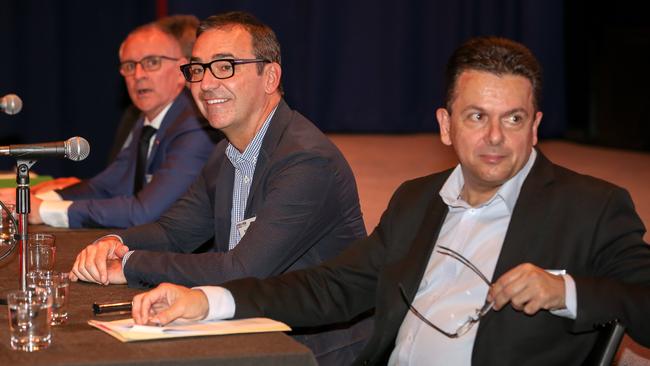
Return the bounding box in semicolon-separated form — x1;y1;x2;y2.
0;188;16;205
487;263;566;315
70;236;129;285
31;177;81;194
132;283;209;326
28;195;43;224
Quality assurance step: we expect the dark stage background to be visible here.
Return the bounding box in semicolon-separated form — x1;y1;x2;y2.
0;1;647;178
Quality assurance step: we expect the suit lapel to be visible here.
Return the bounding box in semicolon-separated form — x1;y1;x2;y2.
397;195;449;297
244;100;291;217
146;91;190;169
210;154;235;252
370;176;451;359
491;152;556;281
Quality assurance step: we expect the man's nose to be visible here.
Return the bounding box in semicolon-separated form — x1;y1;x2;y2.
200;69;222;91
133;63;147;79
486;118;504;145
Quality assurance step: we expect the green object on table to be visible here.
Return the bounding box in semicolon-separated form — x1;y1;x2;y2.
0;176;53;188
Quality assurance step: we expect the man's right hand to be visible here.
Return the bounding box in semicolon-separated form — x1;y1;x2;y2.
132;283;209;326
70;236;129;285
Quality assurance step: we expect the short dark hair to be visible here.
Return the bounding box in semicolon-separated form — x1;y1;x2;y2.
444;36;543;111
155;15;199;59
197;11;282;75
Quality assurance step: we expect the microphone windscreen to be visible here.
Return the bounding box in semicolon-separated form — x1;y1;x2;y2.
2;94;22;115
66;136;90;161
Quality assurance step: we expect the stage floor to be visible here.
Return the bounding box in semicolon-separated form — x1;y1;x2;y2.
330;134;650;364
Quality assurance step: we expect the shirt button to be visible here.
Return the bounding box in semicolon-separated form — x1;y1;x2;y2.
407;334;414;342
244;176;250;184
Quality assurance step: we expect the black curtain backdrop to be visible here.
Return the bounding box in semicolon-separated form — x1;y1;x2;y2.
0;0;565;178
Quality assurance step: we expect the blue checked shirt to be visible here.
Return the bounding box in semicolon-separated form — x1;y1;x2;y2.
225;108;276;249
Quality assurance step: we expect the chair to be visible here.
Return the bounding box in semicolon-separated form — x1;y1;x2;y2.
583;320;626;366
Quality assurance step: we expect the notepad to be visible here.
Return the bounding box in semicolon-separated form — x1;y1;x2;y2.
88;317;291;342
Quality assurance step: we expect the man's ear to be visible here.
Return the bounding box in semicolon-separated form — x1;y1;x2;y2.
264;63;282;94
531;111;543;146
436;108;452;146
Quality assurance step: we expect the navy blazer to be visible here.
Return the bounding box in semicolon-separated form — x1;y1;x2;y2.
59;91;220;228
222;152;650;365
120;100;371;363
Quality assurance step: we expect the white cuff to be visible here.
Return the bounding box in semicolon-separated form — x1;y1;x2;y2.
550;274;577;319
121;250;134;270
39;199;73;228
35;190;63;201
193;286;236;321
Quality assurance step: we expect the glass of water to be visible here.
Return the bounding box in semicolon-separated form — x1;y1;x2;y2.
6;288;53;351
27;233;56;272
27;270;70;325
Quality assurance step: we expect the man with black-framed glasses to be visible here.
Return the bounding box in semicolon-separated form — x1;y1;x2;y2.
70;11;371;365
131;36;650;365
0;16;220;229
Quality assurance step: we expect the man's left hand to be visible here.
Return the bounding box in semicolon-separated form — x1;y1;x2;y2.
487;263;566;315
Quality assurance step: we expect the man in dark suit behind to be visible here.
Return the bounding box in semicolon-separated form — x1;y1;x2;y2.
9;15;220;229
69;12;371;365
130;36;650;365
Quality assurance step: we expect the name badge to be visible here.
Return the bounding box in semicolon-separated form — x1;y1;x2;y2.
236;216;256;238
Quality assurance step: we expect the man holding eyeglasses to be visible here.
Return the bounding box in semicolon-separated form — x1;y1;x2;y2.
70;11;371;365
129;36;650;365
11;16;219;229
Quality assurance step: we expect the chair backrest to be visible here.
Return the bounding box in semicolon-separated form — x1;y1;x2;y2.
583;320;626;366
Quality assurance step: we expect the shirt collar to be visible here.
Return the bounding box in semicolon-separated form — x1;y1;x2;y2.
439;148;538;212
225;105;278;166
143;101;173;129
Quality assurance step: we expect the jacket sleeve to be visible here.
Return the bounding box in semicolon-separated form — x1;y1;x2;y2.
64;120;216;229
571;187;650;346
123;153;358;287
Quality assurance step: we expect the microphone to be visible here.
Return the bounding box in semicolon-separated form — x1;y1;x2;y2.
0;94;23;115
0;136;90;161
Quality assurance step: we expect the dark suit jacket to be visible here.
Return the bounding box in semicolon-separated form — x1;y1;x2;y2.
120;100;370;362
223;151;650;365
59;91;220;229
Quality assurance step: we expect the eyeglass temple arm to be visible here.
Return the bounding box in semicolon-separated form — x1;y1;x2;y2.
398;283;460;338
436;246;491;286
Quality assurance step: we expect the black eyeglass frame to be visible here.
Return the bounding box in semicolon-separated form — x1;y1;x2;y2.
119;55;180;76
398;245;494;338
179;58;271;82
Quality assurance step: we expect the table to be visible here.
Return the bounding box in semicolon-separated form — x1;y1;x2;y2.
0;227;317;366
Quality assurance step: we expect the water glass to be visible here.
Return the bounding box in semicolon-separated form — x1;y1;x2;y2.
28;233;56;271
27;270;70;325
6;288;53;351
0;203;15;244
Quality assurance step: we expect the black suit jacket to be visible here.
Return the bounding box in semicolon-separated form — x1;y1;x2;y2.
224;151;650;365
120;100;370;362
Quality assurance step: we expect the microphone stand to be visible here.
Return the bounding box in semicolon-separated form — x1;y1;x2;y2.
15;159;35;291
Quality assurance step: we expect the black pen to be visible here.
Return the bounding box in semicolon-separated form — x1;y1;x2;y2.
92;301;132;315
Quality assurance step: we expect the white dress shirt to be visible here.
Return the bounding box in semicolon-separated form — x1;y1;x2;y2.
37;102;172;228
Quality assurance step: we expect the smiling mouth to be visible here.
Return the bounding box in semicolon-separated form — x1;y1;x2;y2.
206;98;229;105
